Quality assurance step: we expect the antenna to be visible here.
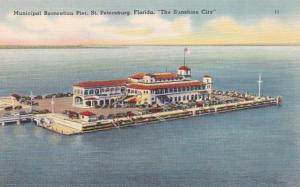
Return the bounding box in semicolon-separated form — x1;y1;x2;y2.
257;74;263;97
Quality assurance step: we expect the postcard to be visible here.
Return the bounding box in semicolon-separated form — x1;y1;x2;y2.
0;0;299;186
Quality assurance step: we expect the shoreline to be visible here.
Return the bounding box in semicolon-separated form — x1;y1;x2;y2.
0;45;299;50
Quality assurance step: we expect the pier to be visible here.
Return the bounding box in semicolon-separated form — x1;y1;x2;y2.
30;96;281;135
0;91;282;135
0;113;32;126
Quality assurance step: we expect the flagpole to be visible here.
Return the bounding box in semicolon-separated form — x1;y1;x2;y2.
258;73;262;97
184;49;186;66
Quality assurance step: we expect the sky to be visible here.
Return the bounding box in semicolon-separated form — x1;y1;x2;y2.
0;0;300;46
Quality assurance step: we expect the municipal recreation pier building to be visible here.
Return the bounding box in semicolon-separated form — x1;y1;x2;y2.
72;65;212;108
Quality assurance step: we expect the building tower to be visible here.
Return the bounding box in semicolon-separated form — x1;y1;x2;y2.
177;65;191;79
177;48;191;79
203;75;213;94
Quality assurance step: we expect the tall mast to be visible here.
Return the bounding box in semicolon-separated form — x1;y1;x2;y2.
51;96;55;113
257;74;263;97
183;48;188;66
30;91;34;113
184;50;186;66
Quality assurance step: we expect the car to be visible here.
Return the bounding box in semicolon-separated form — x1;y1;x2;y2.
14;105;22;110
4;106;13;111
19;111;27;115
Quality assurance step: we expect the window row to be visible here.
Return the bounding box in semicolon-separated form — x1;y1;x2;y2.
153;86;204;94
76;87;126;96
169;94;202;102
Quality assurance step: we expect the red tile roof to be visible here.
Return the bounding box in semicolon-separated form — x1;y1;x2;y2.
74;79;128;88
153;73;181;80
11;93;20;98
126;97;137;103
178;65;190;71
80;111;96;116
129;73;181;80
128;73;145;79
203;75;212;78
127;81;203;90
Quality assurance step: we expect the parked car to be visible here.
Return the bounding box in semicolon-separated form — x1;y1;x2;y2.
14;105;22;110
4;106;13;111
126;111;136;117
98;115;105;120
107;114;116;119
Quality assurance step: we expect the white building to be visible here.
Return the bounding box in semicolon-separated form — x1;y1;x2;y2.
202;75;213;94
126;65;211;105
73;65;213;107
73;80;127;107
79;111;97;122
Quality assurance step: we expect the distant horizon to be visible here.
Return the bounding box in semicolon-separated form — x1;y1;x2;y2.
1;43;300;49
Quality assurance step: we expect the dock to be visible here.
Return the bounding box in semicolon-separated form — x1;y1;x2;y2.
29;96;281;135
0;89;282;135
33;113;82;135
0;113;32;126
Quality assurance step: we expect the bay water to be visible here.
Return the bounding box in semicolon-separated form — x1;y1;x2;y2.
0;46;300;186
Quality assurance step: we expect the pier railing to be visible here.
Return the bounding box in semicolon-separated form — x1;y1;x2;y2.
0;114;32;126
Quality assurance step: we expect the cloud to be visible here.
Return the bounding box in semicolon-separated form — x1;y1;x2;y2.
201;16;300;44
0;14;299;45
128;15;191;37
0;14;193;45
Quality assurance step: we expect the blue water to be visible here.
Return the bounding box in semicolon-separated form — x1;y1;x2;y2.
0;46;300;187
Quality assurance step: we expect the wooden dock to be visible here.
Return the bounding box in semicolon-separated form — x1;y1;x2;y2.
0;114;32;126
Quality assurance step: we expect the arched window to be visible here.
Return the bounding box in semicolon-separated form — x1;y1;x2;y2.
100;100;104;106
